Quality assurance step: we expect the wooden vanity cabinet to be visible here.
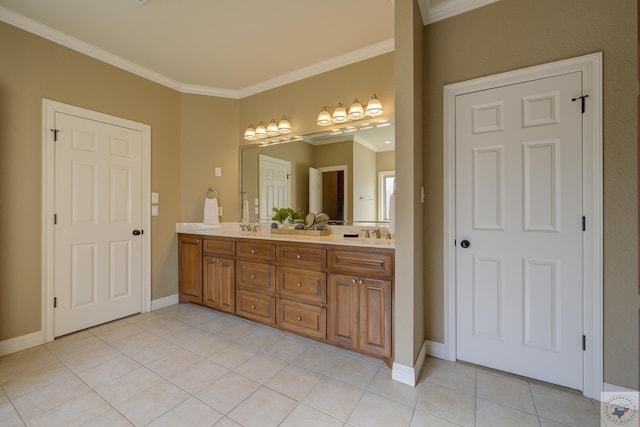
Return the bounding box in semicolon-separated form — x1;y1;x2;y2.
177;233;393;364
202;238;235;313
235;241;277;325
178;235;203;304
328;249;393;361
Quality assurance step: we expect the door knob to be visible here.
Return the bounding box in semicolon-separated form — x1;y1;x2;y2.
460;240;470;248
132;229;142;236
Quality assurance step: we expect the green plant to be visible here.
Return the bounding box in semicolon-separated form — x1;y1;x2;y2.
271;207;302;224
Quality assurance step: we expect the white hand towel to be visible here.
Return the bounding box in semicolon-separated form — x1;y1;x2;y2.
388;191;396;235
203;197;219;225
242;195;250;221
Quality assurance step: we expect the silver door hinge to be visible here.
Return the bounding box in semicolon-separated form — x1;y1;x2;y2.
54;214;57;225
582;216;586;231
50;128;60;141
582;334;586;351
53;297;57;308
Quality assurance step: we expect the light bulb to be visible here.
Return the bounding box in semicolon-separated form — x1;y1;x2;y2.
365;94;383;117
266;119;279;136
317;106;332;126
348;98;364;119
243;125;256;141
255;121;267;138
332;102;348;123
278;116;291;134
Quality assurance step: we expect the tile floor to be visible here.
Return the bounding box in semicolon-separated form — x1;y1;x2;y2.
0;303;602;426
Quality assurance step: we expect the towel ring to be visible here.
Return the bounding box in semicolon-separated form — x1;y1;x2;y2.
206;188;219;199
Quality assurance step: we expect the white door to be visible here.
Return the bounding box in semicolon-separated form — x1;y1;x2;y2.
54;112;143;337
456;72;584;389
259;154;291;220
309;167;323;214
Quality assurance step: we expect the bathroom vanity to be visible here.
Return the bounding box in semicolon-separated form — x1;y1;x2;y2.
177;224;394;365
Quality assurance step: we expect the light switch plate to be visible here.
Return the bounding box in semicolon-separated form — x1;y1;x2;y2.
151;205;159;216
254;197;259;206
214;167;222;177
254;207;259;214
151;192;159;204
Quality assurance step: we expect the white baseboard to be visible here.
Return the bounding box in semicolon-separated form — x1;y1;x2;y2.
0;331;43;357
424;340;446;359
392;341;428;387
151;293;179;311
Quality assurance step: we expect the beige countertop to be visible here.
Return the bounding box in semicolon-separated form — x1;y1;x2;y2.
175;222;395;249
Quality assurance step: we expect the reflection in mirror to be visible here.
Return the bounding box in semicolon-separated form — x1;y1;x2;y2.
240;123;395;224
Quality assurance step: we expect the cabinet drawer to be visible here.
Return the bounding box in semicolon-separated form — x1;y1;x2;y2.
278;299;326;340
203;238;235;256
279;267;326;304
278;244;326;269
237;241;276;262
236;290;275;325
328;249;393;279
237;261;275;292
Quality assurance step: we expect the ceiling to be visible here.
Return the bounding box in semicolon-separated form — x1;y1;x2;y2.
0;0;498;98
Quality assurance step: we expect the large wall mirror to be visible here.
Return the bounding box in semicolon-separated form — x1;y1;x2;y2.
240;123;395;224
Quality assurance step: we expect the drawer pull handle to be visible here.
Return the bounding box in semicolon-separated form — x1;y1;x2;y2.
297;282;302;287
251;305;256;309
358;279;364;285
296;254;302;259
297;316;302;321
251;274;256;279
250;249;255;254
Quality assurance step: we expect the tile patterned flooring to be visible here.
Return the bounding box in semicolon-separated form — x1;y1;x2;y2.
0;303;602;426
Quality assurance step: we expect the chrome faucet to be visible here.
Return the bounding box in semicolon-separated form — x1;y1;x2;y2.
361;229;370;238
239;224;250;232
372;229;382;239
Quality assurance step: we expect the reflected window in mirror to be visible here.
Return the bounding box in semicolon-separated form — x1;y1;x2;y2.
379;171;395;221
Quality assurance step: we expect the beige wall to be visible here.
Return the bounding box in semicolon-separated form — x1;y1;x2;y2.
422;0;638;389
180;94;240;223
376;151;395;173
0;22;181;340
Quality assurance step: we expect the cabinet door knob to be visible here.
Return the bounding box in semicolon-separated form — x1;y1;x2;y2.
251;305;256;309
297;316;302;321
297;282;302;287
250;249;255;254
351;278;357;283
296;254;302;260
358;279;364;285
251;274;256;279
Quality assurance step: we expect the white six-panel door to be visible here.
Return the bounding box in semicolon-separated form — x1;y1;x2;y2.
455;72;584;389
259;154;291;220
54;112;143;337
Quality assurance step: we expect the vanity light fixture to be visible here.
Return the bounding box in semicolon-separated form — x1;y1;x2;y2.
365;94;383;117
332;103;349;123
317;94;383;126
317;106;332;126
277;116;291;134
255;122;267;139
348;98;364;119
243;116;293;141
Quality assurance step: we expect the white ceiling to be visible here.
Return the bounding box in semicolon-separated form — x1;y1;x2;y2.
0;0;498;98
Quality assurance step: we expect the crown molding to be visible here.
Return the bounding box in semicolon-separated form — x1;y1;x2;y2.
418;0;500;26
1;6;394;99
236;38;395;98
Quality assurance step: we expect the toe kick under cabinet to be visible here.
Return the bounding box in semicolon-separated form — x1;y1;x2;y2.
177;234;394;363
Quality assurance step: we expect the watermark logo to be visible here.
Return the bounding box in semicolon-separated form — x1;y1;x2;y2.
601;392;639;426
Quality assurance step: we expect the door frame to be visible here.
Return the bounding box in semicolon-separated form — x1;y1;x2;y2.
42;99;152;342
443;53;603;399
316;165;349;221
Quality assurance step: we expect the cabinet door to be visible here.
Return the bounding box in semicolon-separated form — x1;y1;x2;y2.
178;236;202;304
203;256;235;313
358;278;392;358
328;274;359;349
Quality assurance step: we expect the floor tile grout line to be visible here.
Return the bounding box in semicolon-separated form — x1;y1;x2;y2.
0;382;29;427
